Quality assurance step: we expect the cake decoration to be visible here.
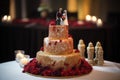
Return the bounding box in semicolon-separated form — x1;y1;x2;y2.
94;41;101;63
56;8;63;25
87;42;95;65
56;8;68;25
23;8;92;77
23;58;92;76
78;39;85;58
62;10;68;25
94;41;104;66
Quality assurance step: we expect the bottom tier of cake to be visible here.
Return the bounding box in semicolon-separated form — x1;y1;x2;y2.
36;50;81;70
23;58;92;76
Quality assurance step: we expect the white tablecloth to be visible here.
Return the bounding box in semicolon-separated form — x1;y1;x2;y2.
0;60;120;80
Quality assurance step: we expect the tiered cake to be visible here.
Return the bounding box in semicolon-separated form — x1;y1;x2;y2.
36;24;81;70
23;8;92;76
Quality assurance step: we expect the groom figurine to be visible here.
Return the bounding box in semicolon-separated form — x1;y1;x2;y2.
56;8;63;25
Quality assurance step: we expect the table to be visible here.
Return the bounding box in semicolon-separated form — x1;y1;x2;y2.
0;60;120;80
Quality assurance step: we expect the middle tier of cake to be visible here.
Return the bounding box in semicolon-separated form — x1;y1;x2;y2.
44;37;73;55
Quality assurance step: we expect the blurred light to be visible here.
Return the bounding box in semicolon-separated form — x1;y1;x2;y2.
91;16;97;23
67;0;77;13
2;15;8;22
7;15;12;22
97;18;103;27
78;0;91;20
85;15;91;21
2;15;12;22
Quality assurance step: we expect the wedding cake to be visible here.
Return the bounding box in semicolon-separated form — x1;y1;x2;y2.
23;8;92;76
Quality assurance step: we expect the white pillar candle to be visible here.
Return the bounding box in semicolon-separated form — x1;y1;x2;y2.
91;16;97;23
97;19;103;27
2;15;8;22
7;15;12;22
85;15;91;22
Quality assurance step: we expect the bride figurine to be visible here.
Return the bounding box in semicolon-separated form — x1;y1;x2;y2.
62;10;68;25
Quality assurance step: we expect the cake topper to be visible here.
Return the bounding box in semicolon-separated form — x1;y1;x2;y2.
56;8;68;25
56;8;63;25
62;10;68;25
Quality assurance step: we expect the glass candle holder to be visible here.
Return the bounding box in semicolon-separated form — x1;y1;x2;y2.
14;50;25;62
19;55;30;68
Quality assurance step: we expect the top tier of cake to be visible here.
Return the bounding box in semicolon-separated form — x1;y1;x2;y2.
49;25;68;39
43;8;73;55
44;24;73;55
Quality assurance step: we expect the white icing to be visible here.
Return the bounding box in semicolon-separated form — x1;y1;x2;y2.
61;47;65;51
44;37;49;46
45;37;72;42
61;28;64;32
37;51;80;63
49;55;66;63
37;51;66;62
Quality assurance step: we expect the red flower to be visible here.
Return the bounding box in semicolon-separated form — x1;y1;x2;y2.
40;47;44;51
75;68;82;75
61;70;69;76
74;49;80;53
31;68;40;74
59;40;62;42
54;41;57;45
68;34;72;37
64;63;69;67
49;21;55;25
42;69;53;76
23;58;92;76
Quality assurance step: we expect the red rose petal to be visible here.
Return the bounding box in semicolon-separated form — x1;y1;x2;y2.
23;58;92;76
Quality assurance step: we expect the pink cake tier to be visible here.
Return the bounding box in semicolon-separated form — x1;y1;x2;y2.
44;37;73;55
36;50;81;70
49;25;68;39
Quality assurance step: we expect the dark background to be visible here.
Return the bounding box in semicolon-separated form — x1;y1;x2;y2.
0;0;120;63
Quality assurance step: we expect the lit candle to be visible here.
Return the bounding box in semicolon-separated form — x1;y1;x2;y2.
15;50;25;62
91;16;97;23
2;15;8;22
19;57;29;67
85;15;91;22
16;52;25;60
7;15;11;22
97;19;103;27
77;20;84;25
